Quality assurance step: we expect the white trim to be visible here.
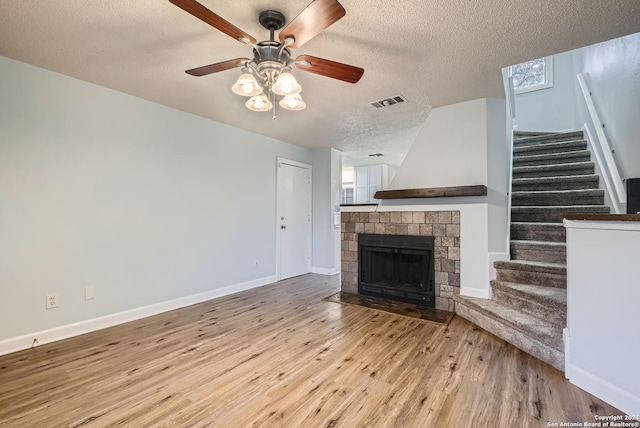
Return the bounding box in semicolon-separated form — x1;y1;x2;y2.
507;76;516;119
577;74;626;208
340;204;377;212
514;81;553;94
0;275;277;357
501;67;515;252
460;287;491;299
277;157;312;170
488;252;510;281
565;363;640;415
563;219;640;232
311;267;340;276
505;130;514;250
512;56;554;94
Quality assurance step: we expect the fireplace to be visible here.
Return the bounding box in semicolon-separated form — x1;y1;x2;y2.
341;211;459;312
358;233;435;307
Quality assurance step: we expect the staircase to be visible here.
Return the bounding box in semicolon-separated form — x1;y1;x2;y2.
455;130;609;371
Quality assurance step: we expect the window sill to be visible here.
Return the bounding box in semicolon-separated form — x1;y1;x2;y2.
514;81;553;95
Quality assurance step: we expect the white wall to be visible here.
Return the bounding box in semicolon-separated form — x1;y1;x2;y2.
0;56;313;347
512;52;578;131
383;98;509;298
571;32;640;179
391;99;489;189
564;220;640;415
311;148;341;274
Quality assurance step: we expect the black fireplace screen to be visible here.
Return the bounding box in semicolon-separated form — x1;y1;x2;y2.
358;234;435;307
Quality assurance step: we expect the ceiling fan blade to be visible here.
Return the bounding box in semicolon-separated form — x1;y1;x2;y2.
279;0;346;48
169;0;256;44
185;58;249;76
295;55;364;84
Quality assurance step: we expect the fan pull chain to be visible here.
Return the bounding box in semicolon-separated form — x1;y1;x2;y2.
272;89;277;120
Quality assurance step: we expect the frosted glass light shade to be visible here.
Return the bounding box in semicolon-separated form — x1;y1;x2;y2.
279;94;306;111
246;94;272;112
272;71;301;95
232;73;262;96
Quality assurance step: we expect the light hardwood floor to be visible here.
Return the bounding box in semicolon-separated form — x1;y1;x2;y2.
0;274;622;427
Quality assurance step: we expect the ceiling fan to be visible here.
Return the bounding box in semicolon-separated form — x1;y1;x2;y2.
168;0;364;112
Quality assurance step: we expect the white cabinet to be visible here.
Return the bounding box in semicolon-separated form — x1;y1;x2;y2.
354;166;369;204
353;164;389;204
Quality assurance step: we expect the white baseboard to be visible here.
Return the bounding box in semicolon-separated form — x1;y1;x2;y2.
0;275;278;357
565;363;640;415
460;287;491;299
311;267;340;276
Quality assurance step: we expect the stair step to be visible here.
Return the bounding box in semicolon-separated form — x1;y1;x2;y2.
511;205;610;223
512;175;600;191
513;131;584;147
494;260;566;288
513;140;587;155
491;281;566;328
510;240;566;264
511;189;605;206
513;150;591;167
454;295;564;370
514;130;560;138
513;162;595;179
510;222;566;242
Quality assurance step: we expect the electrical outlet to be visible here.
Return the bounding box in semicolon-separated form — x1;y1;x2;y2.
46;294;59;309
85;286;97;300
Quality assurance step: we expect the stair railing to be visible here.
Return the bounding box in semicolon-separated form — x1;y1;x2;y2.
577;73;626;213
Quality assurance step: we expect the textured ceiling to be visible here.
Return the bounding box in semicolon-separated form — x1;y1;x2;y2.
2;1;640;167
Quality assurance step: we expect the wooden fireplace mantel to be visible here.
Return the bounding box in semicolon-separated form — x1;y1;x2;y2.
373;185;487;200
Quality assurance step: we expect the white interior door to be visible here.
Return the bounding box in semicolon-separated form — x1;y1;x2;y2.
277;159;312;280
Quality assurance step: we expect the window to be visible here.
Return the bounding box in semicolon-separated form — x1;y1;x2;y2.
510;56;553;94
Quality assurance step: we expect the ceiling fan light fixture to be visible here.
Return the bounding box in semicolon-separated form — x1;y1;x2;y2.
169;0;363;115
279;93;306;111
272;69;302;95
246;94;272;112
232;71;262;96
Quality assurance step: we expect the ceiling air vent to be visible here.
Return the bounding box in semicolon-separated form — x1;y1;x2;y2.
370;95;407;109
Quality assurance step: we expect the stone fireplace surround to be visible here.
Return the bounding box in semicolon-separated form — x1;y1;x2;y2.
341;211;461;311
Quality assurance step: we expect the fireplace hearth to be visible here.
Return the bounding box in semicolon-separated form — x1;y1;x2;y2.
358;233;435;307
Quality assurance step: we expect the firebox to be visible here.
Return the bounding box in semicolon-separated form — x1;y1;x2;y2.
358;234;435;307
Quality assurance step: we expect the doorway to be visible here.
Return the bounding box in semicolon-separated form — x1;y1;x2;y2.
276;158;312;280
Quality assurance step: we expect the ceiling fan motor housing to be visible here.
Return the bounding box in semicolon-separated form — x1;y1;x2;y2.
253;42;292;84
259;10;286;31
